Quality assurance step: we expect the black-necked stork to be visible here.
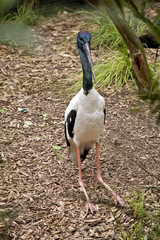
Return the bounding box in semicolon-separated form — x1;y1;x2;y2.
65;31;124;213
139;32;160;64
139;32;160;49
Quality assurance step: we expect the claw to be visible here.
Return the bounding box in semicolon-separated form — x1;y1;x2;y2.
86;201;98;214
113;193;125;207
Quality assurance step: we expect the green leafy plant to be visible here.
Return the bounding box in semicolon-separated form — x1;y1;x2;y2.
53;146;65;164
0;109;5;113
90;7;146;49
0;210;9;238
0;0;16;21
112;190;160;240
23;120;33;128
41;113;48;120
94;47;135;89
7;0;38;25
91;10;124;48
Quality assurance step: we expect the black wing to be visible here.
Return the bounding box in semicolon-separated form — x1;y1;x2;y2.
64;109;77;146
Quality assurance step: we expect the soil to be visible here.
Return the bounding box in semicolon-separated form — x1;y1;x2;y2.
0;11;160;240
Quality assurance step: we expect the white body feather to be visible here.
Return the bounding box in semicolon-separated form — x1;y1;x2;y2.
65;87;105;165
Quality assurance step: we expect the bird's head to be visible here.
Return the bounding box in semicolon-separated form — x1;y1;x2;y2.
77;30;91;48
77;31;97;85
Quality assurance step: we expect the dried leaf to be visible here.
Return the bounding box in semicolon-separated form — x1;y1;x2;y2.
53;146;62;150
0;109;5;113
23;120;33;128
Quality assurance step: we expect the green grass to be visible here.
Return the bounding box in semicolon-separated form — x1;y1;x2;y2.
90;7;146;49
91;12;124;49
94;47;134;89
112;190;160;240
6;0;38;26
0;210;9;238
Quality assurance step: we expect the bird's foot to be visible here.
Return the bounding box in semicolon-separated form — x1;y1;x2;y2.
113;193;125;207
86;200;98;214
98;177;125;207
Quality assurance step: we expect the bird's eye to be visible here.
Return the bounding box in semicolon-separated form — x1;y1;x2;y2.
79;37;83;41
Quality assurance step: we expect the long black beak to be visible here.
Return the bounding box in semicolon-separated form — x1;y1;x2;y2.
82;43;97;85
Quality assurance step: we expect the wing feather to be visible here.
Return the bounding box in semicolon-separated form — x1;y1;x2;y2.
65;109;77;146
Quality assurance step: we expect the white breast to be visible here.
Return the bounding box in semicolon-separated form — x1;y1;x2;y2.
65;87;105;146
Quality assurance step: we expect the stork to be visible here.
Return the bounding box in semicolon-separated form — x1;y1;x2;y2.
64;31;124;213
139;32;160;64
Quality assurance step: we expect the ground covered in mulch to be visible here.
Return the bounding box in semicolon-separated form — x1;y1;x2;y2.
0;10;160;240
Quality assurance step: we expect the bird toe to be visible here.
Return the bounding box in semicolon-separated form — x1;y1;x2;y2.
86;201;98;214
113;194;125;207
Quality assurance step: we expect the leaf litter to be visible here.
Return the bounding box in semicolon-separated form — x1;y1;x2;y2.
0;10;160;240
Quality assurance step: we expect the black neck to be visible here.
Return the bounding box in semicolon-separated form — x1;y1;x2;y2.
78;48;93;94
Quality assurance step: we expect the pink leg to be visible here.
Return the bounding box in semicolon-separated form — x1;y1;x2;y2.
96;142;125;206
77;146;97;214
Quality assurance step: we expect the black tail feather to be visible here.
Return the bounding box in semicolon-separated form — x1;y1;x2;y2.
80;149;90;162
